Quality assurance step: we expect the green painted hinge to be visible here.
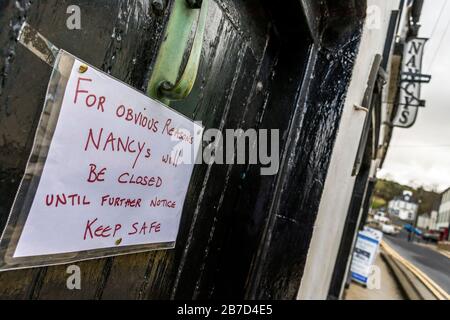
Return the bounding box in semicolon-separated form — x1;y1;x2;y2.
147;0;209;106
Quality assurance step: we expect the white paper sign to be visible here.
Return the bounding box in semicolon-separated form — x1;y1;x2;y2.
12;55;203;258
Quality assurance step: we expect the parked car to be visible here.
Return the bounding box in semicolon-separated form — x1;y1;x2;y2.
381;224;398;235
422;231;440;243
374;212;390;224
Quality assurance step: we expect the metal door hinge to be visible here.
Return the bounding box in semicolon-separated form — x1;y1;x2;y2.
147;0;209;105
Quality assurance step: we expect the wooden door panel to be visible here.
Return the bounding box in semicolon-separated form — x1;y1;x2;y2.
0;0;362;300
0;0;279;299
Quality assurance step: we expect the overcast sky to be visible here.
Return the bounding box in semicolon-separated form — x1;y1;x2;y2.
378;0;450;192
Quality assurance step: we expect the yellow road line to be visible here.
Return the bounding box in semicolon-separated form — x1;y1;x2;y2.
381;241;450;300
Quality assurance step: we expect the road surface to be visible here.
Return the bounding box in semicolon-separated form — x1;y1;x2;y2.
384;230;450;294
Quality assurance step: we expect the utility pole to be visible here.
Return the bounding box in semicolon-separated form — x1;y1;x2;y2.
409;198;422;243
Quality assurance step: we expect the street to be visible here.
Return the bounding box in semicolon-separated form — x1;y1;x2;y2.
384;231;450;294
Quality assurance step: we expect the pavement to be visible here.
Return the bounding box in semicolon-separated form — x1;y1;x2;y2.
384;230;450;295
345;252;405;300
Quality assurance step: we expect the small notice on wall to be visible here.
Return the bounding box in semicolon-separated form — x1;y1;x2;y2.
0;51;203;270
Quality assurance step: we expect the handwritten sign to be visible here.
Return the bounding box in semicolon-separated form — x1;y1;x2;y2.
9;52;203;259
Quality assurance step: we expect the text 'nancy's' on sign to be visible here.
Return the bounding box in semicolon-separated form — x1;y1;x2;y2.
0;50;203;271
393;37;429;128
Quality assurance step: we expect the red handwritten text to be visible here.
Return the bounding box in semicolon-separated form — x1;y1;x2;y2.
84;128;151;169
45;193;91;207
74;77;106;112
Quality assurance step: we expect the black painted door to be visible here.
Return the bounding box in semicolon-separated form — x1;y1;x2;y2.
0;0;366;300
0;0;311;299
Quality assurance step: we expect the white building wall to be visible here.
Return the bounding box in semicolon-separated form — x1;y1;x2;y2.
417;215;430;229
388;199;417;221
297;0;401;300
438;190;450;229
430;211;438;230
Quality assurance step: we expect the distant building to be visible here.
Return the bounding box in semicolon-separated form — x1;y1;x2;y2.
417;211;438;230
437;188;450;238
388;191;418;222
417;213;430;229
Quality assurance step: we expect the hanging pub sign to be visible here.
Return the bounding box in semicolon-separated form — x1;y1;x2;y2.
0;48;203;271
393;37;429;128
